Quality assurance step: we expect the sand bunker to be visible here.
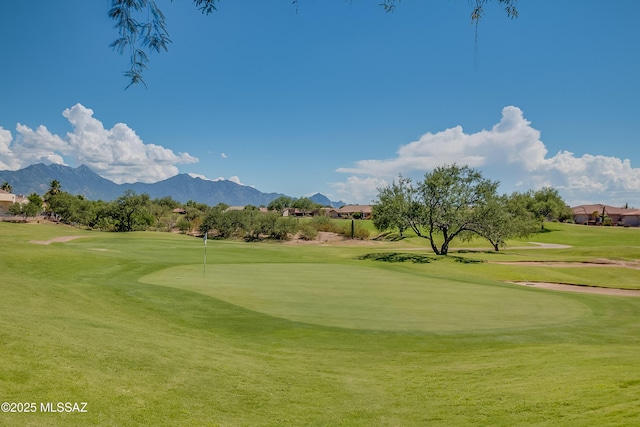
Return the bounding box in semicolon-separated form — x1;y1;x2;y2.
30;236;87;245
510;281;640;297
492;259;640;270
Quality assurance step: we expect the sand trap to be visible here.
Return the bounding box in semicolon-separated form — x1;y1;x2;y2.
30;236;87;245
510;281;640;297
492;259;640;270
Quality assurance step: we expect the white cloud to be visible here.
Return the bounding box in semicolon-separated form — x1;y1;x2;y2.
0;103;198;184
221;152;228;159
210;175;244;186
0;127;19;170
335;106;640;205
331;176;388;204
188;173;214;181
228;176;243;185
187;173;246;186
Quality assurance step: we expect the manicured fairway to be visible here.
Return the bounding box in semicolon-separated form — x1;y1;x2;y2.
142;263;589;332
3;222;640;426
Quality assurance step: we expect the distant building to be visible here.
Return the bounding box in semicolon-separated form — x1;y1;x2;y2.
0;189;28;214
224;206;269;213
621;210;640;227
333;205;373;220
571;204;639;226
0;189;15;213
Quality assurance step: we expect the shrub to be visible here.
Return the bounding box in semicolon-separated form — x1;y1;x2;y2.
177;219;191;234
271;216;298;240
310;215;337;232
337;221;370;239
299;223;318;240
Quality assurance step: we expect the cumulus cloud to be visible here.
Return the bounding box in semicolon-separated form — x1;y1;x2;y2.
331;176;389;204
227;176;243;185
186;173;245;186
0;103;198;183
0;127;19;170
221;152;228;159
334;106;640;205
192;174;246;186
188;173;215;181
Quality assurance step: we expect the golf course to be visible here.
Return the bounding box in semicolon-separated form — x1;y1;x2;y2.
2;220;640;425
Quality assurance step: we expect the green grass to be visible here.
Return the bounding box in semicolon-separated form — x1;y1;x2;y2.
2;221;640;425
141;263;588;332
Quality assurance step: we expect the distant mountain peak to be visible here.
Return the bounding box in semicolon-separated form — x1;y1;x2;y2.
0;163;343;207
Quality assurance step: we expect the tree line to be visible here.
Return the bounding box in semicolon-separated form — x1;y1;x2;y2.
3;180;370;240
372;165;572;255
4;164;573;253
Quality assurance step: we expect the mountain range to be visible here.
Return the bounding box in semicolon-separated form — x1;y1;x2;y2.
0;164;346;208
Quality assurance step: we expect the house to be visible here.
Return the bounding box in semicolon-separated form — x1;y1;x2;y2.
571;204;638;226
282;208;321;217
0;189;16;213
334;205;373;220
224;206;269;214
0;189;31;216
622;210;640;227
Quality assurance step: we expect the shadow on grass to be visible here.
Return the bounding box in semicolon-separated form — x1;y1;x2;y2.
371;232;406;242
359;252;436;264
450;255;485;264
455;249;501;255
537;227;554;234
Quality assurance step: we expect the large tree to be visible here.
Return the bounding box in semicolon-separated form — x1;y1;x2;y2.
109;0;518;87
372;175;412;237
108;190;153;232
416;165;499;255
267;196;294;212
469;193;539;251
375;165;499;255
48;192;98;227
527;187;573;230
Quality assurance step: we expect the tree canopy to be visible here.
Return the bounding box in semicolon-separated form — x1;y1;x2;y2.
109;0;518;88
372;165;566;255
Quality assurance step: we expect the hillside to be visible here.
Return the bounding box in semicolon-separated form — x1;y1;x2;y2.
0;164;345;207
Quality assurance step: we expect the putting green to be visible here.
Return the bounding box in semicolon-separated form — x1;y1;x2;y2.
140;263;589;332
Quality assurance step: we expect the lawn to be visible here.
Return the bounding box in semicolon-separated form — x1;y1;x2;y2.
2;221;640;425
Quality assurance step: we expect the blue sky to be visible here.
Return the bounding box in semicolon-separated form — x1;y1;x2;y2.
1;1;639;206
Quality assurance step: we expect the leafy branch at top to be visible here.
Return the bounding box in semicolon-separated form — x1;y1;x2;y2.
109;0;518;89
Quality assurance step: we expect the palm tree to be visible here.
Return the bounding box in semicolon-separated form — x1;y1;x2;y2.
48;180;61;196
1;181;12;193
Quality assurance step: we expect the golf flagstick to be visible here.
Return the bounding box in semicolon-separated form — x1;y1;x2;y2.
203;232;207;278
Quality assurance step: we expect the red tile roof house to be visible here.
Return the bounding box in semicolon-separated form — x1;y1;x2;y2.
622;210;640;227
334;205;373;220
571;204;639;226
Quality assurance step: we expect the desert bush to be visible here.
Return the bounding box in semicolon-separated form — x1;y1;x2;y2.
310;215;338;232
337;221;370;239
299;223;318;240
177;219;191;234
271;216;298;240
